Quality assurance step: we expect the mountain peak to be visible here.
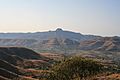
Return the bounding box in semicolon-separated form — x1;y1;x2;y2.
56;28;63;31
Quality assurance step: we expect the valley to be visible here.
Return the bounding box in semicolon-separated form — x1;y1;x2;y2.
0;29;120;80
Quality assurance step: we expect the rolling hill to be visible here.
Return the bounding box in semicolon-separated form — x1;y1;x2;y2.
0;47;53;79
79;36;120;51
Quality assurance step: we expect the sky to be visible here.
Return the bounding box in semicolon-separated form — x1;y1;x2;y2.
0;0;120;36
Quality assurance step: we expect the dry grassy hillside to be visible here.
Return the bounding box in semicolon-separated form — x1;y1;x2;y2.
0;47;54;80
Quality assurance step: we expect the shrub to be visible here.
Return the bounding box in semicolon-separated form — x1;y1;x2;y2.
47;57;104;80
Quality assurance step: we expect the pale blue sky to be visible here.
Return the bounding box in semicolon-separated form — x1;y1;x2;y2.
0;0;120;36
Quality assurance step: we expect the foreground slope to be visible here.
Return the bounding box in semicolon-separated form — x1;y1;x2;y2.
0;47;53;80
0;47;46;59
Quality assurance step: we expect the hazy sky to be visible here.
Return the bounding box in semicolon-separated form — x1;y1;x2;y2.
0;0;120;36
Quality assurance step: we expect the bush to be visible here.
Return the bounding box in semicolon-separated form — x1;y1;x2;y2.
47;57;104;80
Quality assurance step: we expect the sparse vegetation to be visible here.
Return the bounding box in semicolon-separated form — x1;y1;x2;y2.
1;47;120;80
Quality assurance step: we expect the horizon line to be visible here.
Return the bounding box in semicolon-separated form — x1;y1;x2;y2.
0;28;119;37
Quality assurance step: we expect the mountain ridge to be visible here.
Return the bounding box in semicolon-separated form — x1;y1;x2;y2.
0;28;100;41
0;28;119;52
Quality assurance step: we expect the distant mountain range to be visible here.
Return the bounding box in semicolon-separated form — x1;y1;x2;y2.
0;28;119;52
0;28;99;41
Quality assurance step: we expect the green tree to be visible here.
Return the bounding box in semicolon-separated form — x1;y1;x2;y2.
47;57;104;80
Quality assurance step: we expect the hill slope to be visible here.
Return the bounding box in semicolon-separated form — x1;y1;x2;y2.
0;47;53;79
79;36;120;51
